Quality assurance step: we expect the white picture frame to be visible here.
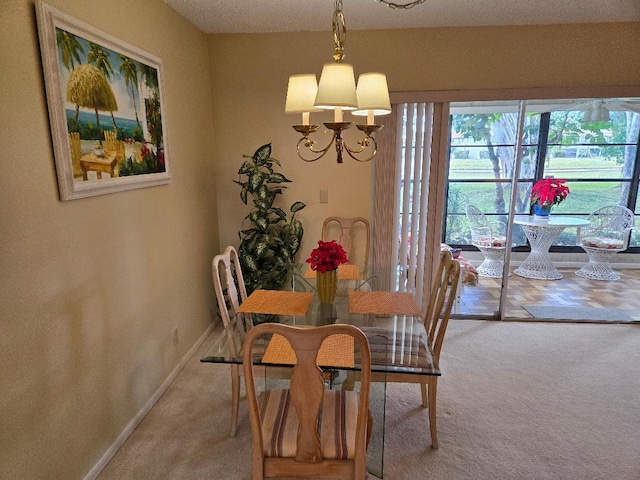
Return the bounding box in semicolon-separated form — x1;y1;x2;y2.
36;1;171;200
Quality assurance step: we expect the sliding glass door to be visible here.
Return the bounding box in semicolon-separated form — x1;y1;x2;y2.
390;94;640;320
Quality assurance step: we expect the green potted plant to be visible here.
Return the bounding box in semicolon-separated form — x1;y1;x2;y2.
234;143;306;294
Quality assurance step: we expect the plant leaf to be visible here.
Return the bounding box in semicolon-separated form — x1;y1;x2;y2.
254;199;272;211
249;211;269;232
253;143;272;166
239;251;258;272
291;201;306;213
238;161;253;175
271;207;286;221
249;172;264;192
268;173;289;183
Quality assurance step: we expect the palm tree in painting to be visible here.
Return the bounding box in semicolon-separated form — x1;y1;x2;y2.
119;55;141;130
56;28;84;122
140;63;159;90
66;64;118;147
87;42;118;130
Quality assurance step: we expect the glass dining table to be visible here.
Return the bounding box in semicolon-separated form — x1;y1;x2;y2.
200;264;437;479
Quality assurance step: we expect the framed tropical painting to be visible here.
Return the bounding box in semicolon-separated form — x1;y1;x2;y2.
36;1;170;200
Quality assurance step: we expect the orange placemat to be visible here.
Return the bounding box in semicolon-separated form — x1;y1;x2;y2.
237;290;314;316
304;264;360;280
262;333;355;367
349;291;421;316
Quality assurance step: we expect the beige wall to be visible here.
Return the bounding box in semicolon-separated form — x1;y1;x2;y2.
0;1;218;478
1;3;639;477
209;23;640;261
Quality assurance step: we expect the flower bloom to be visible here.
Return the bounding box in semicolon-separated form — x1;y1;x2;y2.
531;177;570;207
306;240;348;273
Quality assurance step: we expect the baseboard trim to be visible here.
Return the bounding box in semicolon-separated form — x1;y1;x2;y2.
83;323;215;480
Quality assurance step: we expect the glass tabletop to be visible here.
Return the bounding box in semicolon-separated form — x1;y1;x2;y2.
201;263;439;377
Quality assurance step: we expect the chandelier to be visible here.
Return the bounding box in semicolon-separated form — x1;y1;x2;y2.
285;0;391;163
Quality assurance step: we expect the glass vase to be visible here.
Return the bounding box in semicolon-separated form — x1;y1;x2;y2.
316;269;338;305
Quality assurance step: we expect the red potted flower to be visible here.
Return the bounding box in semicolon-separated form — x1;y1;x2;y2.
530;177;570;217
306;240;348;304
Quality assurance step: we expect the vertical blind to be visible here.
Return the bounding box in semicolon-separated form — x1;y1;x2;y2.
394;103;433;309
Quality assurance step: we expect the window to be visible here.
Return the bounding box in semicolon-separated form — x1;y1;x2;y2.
443;98;640;251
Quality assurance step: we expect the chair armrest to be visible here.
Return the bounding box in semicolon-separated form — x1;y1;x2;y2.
622;227;632;249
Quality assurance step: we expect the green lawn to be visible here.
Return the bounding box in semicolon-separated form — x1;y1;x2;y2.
445;160;637;246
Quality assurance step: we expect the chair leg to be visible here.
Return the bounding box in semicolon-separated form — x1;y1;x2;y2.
476;248;505;278
366;408;374;449
230;365;240;437
575;248;622;281
428;378;438;449
420;382;428;408
343;370;356;390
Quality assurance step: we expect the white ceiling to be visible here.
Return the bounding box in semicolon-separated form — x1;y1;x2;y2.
164;0;640;34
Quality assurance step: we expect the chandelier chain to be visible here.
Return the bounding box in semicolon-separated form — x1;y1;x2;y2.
375;0;427;9
332;0;347;62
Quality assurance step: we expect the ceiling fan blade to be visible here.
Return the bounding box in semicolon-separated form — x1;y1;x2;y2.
617;102;640;114
528;99;592;115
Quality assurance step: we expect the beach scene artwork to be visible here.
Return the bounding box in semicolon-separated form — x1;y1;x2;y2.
37;1;170;200
57;28;165;182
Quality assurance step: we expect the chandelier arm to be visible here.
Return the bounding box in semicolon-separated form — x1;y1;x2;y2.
375;0;427;9
343;135;378;163
295;135;335;162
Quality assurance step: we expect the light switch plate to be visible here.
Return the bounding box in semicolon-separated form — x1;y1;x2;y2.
320;190;329;203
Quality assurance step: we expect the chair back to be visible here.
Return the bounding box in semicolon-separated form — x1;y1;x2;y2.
212;246;248;327
424;250;461;361
243;323;371;479
322;216;370;267
116;140;126;162
69;132;83;178
579;205;635;249
465;204;505;248
104;130;118;153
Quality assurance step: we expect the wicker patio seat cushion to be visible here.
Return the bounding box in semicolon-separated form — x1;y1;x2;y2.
580;237;624;249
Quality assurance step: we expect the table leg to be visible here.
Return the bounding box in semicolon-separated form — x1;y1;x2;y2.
514;225;566;280
366;378;386;478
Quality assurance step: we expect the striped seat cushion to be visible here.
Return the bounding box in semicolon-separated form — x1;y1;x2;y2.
258;389;359;459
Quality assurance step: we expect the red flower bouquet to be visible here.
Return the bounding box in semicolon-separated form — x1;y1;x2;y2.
530;177;570;207
306;240;348;273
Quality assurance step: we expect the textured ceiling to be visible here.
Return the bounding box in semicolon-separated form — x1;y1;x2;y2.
164;0;640;34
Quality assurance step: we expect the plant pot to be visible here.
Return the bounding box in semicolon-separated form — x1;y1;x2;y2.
534;204;552;218
316;269;338;305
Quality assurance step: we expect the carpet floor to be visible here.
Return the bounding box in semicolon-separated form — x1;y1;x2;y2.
96;319;640;480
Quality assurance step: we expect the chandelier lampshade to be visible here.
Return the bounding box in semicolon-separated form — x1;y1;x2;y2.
285;74;323;125
314;63;358;111
353;72;391;125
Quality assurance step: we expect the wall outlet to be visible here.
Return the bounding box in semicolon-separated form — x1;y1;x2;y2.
172;327;179;347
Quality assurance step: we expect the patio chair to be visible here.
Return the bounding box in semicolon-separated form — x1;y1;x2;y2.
575;205;634;281
465;204;508;278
